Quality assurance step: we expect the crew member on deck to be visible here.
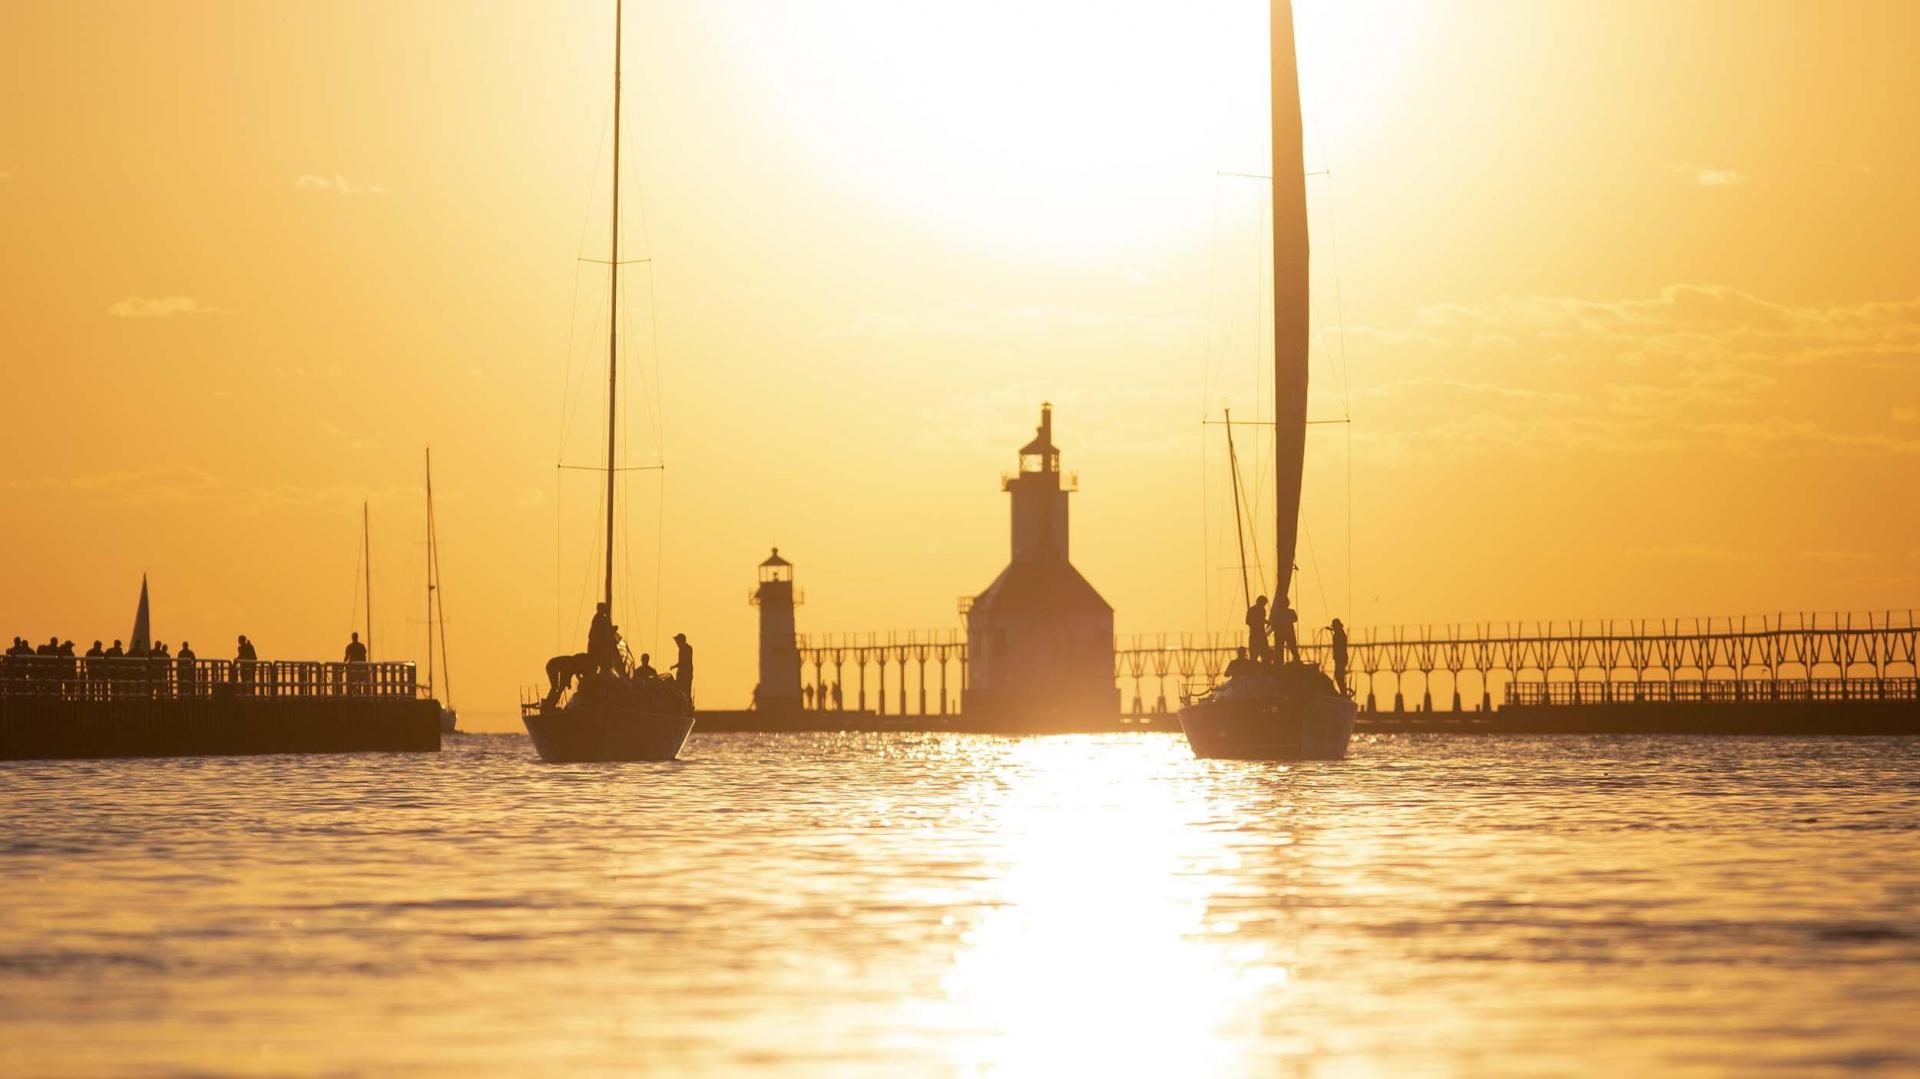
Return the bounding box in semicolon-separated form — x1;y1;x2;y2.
588;602;616;676
636;652;657;680
1328;618;1349;694
1246;596;1272;663
671;633;694;704
1276;604;1302;663
1225;646;1256;679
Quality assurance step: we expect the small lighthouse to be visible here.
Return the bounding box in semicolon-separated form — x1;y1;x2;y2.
964;405;1116;727
751;548;803;711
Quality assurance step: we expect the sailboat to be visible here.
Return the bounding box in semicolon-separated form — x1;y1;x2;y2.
1178;0;1358;761
424;449;457;734
521;0;695;763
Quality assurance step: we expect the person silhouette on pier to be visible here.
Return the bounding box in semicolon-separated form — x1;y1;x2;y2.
235;635;257;693
1275;604;1302;664
832;682;843;711
588;602;617;676
1246;596;1272;664
344;632;368;694
177;641;197;697
671;633;694;704
1328;618;1349;694
804;683;815;710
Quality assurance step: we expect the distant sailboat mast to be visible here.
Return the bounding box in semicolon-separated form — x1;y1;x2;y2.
362;500;373;659
1270;0;1310;610
603;0;624;617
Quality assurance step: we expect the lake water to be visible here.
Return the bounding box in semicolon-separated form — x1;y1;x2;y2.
2;733;1916;1075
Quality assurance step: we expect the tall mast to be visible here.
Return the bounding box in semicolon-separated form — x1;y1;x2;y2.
603;0;623;615
362;500;373;659
424;447;434;696
1270;0;1310;611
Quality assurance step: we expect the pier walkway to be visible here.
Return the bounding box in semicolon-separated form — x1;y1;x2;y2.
786;613;1918;730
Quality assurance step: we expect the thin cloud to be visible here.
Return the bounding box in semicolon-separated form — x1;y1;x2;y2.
108;296;219;319
295;174;385;196
1681;165;1746;187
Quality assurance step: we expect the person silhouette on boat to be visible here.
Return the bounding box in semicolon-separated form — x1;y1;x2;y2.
1246;596;1272;664
636;652;657;680
1328;618;1349;694
1275;603;1302;663
106;639;125;658
542;652;593;708
1225;646;1256;679
588;602;617;675
671;633;693;704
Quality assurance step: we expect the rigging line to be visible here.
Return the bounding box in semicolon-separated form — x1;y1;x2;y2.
559;97;616;464
1251;193;1270;577
1231;427;1266;598
1315;167;1358;620
1201;176;1224;633
1300;512;1332;625
348;526;364;644
653;472;664;656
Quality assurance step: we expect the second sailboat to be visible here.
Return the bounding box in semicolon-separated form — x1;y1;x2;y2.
522;0;694;763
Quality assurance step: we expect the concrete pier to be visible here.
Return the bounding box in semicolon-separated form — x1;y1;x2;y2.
0;657;440;761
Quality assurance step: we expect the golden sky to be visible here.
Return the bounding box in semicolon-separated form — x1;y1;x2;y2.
3;0;1916;728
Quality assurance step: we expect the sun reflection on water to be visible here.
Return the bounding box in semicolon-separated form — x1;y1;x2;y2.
914;737;1283;1076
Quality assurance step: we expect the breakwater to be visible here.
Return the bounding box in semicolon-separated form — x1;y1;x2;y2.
0;657;440;760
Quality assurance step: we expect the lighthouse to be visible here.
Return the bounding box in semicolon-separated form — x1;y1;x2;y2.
751;548;804;712
963;405;1117;727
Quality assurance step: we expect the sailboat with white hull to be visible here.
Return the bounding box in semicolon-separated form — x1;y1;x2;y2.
522;0;694;763
1179;0;1357;762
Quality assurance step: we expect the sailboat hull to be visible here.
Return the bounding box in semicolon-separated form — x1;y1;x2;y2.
1179;687;1357;761
523;699;693;763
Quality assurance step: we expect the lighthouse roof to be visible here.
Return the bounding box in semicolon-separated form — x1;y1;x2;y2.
1018;402;1056;457
760;547;792;568
970;558;1112;616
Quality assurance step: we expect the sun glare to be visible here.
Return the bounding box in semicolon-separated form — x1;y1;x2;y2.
910;738;1265;1075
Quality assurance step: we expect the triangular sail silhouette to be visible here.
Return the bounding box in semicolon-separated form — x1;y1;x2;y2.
130;574;151;654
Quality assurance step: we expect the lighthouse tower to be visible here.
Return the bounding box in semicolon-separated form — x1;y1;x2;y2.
964;405;1116;727
751;548;803;711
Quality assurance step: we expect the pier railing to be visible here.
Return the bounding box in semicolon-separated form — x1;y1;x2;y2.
1506;676;1920;707
789;611;1918;717
1116;611;1920;715
0;656;419;702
